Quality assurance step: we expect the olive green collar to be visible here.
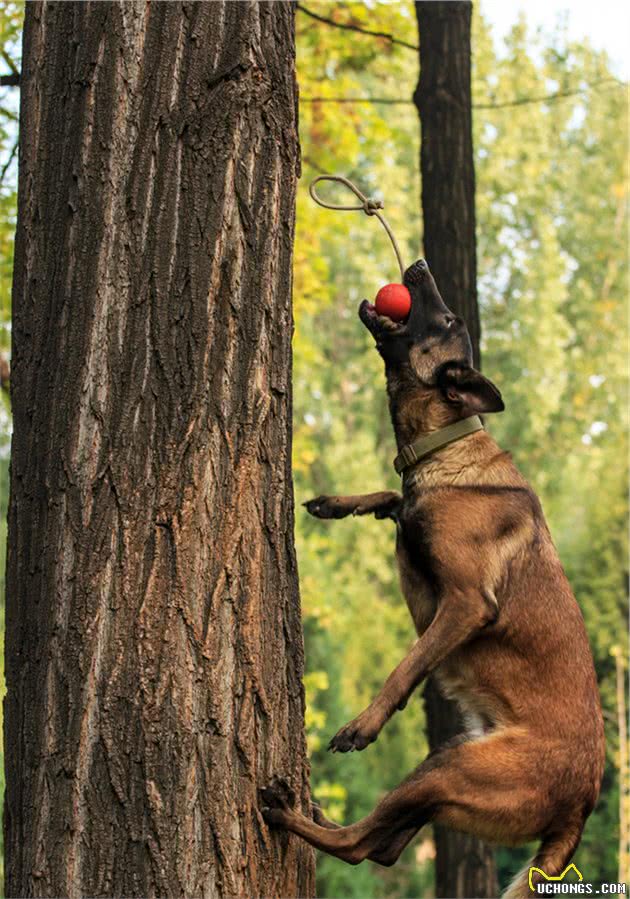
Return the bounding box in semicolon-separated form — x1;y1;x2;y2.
393;415;484;476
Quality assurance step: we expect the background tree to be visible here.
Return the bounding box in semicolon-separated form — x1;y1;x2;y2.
3;3;314;897
414;3;497;895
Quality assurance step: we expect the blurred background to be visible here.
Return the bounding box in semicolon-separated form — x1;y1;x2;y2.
0;2;627;896
291;2;628;895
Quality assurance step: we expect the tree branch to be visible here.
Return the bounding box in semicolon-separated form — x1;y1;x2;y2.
301;97;410;105
1;50;19;76
301;77;625;110
1;138;18;184
0;105;18;122
296;3;418;51
302;154;328;175
473;76;624;108
0;73;20;87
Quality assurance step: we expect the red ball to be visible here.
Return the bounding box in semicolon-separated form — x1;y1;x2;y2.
374;283;411;322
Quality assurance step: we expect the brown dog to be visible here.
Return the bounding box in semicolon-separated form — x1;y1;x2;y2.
262;260;604;897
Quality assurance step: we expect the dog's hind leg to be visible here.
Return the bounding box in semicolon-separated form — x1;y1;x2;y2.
263;728;561;869
304;491;401;520
367;825;421;867
262;777;426;866
311;802;418;866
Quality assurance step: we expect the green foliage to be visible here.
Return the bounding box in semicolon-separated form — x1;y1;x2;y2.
295;3;628;895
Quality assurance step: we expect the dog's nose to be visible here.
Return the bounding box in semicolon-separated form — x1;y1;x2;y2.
403;259;430;287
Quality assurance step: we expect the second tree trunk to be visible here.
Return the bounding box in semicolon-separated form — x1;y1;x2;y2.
415;2;498;896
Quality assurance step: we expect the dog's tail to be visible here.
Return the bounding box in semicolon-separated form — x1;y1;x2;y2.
502;825;583;899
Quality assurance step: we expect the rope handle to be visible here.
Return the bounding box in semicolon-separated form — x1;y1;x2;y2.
309;174;405;282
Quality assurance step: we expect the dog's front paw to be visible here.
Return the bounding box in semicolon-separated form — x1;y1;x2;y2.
260;778;295;827
328;709;383;753
304;495;351;519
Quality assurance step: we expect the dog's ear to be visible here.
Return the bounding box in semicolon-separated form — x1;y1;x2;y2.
437;364;504;415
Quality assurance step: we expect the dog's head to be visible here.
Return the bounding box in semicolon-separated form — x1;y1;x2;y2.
359;259;504;418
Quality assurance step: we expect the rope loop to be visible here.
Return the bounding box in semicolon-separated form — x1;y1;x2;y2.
364;197;383;216
308;174;405;280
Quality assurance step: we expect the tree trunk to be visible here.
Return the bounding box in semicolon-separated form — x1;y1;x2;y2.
414;3;497;896
415;0;481;367
4;3;315;897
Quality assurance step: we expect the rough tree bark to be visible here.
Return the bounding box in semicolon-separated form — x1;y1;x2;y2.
4;3;315;897
414;3;498;897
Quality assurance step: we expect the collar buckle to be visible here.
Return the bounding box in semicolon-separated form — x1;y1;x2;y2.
396;444;417;474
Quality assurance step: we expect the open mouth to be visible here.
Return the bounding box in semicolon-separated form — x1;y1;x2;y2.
359;300;406;336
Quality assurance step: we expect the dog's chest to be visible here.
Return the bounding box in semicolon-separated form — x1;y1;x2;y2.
395;522;437;635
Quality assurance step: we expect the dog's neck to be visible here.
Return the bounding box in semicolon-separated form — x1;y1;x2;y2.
386;376;512;489
387;379;460;451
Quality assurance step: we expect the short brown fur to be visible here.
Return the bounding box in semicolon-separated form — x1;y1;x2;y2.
262;261;604;898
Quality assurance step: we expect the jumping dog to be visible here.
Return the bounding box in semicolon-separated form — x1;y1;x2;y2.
262;260;604;898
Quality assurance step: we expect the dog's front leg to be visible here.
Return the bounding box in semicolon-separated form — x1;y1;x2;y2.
305;491;401;520
328;591;496;752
